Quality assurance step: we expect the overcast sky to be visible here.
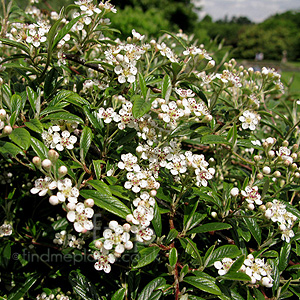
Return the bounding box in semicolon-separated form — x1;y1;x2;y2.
193;0;300;22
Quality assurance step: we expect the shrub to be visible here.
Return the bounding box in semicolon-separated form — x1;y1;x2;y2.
0;1;300;299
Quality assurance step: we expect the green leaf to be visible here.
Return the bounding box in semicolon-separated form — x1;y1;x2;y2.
9;128;31;151
161;75;172;101
80;190;130;219
10;94;22;126
52;217;68;231
227;255;245;274
42;112;84;124
201;135;231;146
132;95;151;119
165;228;178;244
137;277;166;300
160;30;187;48
184;272;222;296
7;273;39;300
133;246;160;269
92;160;102;180
0;243;11;268
52;14;83;49
83;106;103;131
30;137;49;160
279;243;291;273
80;126;93;161
25;119;44;133
205;245;241;267
111;288;126;300
180;237;202;265
138;73;148;100
220;272;251;281
0;38;30;54
241;212;261;245
253;289;265;300
169;248;178;267
269;259;280;293
88;180;111;195
69;270;100;300
188;222;232;234
44;68;59;98
26;86;37;113
0;141;24;158
152;201;162;236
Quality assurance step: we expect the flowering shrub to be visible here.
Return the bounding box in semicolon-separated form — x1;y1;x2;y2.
1;0;300;299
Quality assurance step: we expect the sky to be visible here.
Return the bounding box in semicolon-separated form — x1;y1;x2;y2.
193;0;300;23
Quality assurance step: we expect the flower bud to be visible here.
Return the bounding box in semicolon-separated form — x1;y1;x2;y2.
67;202;76;210
48;149;59;162
295;172;300;178
282;140;289;147
32;156;42;168
125;240;133;250
262;166;271;174
291;163;298;171
205;60;215;70
58;166;68;177
247;203;255;210
150;190;157;197
292;144;299;152
279;224;286;231
273;171;281;177
123;223;131;232
254;155;262;162
230;187;239;197
95;240;103;249
0;109;6;120
259;205;266;211
126;214;134;223
280;179;285;187
211;211;217;218
3;125;12;135
49;195;59;205
203;115;213;122
284;159;291;167
268;150;275;158
84;198;94;207
291;153;297;160
42;159;52;170
257;173;264;179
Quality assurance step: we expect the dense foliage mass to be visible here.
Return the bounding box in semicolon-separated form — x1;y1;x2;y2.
1;1;300;299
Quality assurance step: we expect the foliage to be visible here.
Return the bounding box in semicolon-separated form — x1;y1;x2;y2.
0;1;300;300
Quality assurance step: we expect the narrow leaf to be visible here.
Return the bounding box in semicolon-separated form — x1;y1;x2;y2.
133;246;160;269
80;126;93;160
188;222;232;234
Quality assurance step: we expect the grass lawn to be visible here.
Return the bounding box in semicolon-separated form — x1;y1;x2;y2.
281;71;300;96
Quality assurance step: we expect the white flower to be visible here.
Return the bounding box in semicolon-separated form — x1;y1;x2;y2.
30;177;57;196
56;130;77;151
94;249;116;273
114;64;137;84
57;178;79;203
0;223;13;236
67;202;94;232
118;153;140;172
241;186;262;206
97;107;118;124
239;110;260;130
214;258;234;275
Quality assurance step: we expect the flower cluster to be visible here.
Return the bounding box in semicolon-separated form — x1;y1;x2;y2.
214;254;273;287
42;125;77;151
53;230;85;249
93;221;133;273
0;109;12;136
264;200;297;242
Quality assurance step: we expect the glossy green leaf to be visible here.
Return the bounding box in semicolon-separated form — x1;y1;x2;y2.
88;180;111;195
188;222;232;234
25;119;44;133
152;201;162;236
80;190;130;219
9;128;31;150
30;137;49;160
137;277;166;300
111;288;126;300
184;272;222;296
161;74;172;101
92;160;102;180
279;243;291;272
169;248;178;267
0;141;24;157
241;212;261;245
132;95;151;119
205;245;241;267
220;272;251;281
165;228;178;244
133;246;160;269
80;126;93;160
43;112;84;124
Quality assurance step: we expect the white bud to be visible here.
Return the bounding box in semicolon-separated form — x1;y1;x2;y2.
84;198;94;207
273;171;281;177
42;159;52;170
247;203;255;210
211;212;217;218
268;150;275;158
95;240;103;249
150;190;157;197
263;166;271;174
58;166;68;176
3;125;12;135
279;224;286;231
48;149;59;162
0;109;6;120
123;223;131;232
49;195;59;205
126;214;134;223
32;156;41;167
125;240;133;250
230;187;239;197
